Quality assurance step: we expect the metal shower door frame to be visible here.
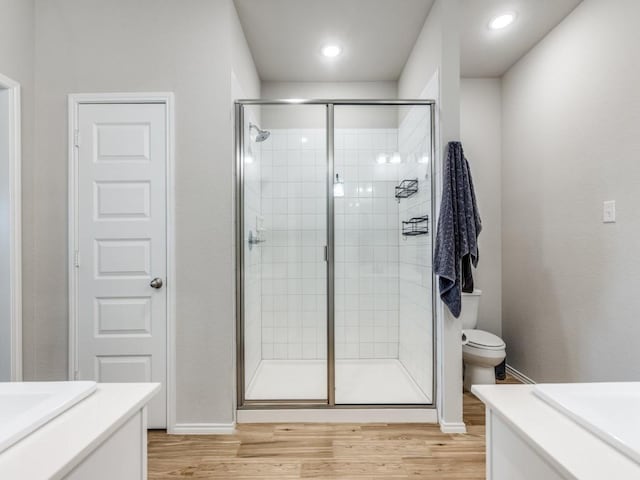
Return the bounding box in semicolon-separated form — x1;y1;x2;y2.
235;99;437;409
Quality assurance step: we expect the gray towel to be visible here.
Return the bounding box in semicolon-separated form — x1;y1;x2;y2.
434;142;482;318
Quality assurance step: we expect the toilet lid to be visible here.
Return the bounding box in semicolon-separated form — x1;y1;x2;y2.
463;329;505;349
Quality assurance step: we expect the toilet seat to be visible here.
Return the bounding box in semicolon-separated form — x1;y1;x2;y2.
463;329;505;351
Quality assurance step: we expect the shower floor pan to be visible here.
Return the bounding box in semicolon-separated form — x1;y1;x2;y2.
245;358;431;404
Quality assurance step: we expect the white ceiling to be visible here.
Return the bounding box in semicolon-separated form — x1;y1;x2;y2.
233;0;435;82
461;0;582;77
234;0;583;82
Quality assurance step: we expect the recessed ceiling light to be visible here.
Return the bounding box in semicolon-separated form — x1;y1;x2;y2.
489;13;516;30
321;44;342;57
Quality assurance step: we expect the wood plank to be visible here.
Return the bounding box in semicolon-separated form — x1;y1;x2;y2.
301;460;407;479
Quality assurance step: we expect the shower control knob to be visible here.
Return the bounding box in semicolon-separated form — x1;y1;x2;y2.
150;277;163;289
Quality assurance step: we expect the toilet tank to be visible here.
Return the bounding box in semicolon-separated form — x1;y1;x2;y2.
460;290;482;330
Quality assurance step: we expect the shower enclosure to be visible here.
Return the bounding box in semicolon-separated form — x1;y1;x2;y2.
235;99;436;408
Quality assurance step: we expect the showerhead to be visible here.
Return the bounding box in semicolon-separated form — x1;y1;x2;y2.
249;123;271;142
255;130;270;142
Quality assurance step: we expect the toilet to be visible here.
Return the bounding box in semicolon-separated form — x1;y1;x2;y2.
460;290;506;391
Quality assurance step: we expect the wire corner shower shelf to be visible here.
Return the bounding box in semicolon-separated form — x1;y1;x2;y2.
395;179;419;201
402;215;429;237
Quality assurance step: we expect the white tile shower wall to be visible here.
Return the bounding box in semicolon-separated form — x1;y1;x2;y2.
257;126;431;367
397;107;433;396
259;129;328;360
334;129;401;360
243;126;262;387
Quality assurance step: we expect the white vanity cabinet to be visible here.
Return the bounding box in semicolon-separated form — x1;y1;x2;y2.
64;408;148;480
473;384;640;480
0;383;159;480
485;406;567;479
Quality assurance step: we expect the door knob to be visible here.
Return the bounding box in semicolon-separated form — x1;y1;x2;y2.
150;277;163;289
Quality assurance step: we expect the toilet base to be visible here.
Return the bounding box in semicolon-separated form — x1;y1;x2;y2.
464;363;496;391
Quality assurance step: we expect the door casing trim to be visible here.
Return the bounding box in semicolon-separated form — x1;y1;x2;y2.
67;92;176;431
0;73;22;382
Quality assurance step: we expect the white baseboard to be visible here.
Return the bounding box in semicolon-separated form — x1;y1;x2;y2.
439;421;467;434
237;408;438;424
169;423;236;434
506;364;536;384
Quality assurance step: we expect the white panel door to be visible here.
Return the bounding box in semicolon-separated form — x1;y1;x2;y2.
76;103;166;428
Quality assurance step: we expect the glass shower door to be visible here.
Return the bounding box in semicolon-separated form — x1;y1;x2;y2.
237;100;435;408
333;104;434;405
239;103;329;403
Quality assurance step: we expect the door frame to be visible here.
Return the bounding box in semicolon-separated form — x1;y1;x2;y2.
234;99;437;409
0;73;22;381
68;92;176;429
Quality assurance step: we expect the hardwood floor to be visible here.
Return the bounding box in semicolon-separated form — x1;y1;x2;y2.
148;377;518;479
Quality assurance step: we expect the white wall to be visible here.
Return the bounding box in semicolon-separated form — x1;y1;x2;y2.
460;78;502;336
231;0;262;411
502;0;640;382
31;0;258;426
398;0;463;430
260;82;398;129
230;2;261;102
0;0;34;382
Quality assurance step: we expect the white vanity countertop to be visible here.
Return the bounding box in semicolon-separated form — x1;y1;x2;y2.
472;384;640;479
0;383;160;480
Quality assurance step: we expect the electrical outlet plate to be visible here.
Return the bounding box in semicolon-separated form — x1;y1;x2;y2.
603;200;616;223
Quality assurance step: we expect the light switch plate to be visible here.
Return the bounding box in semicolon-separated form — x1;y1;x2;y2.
603;200;616;223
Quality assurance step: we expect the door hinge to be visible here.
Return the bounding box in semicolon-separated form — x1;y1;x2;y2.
74;250;80;267
73;129;80;147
